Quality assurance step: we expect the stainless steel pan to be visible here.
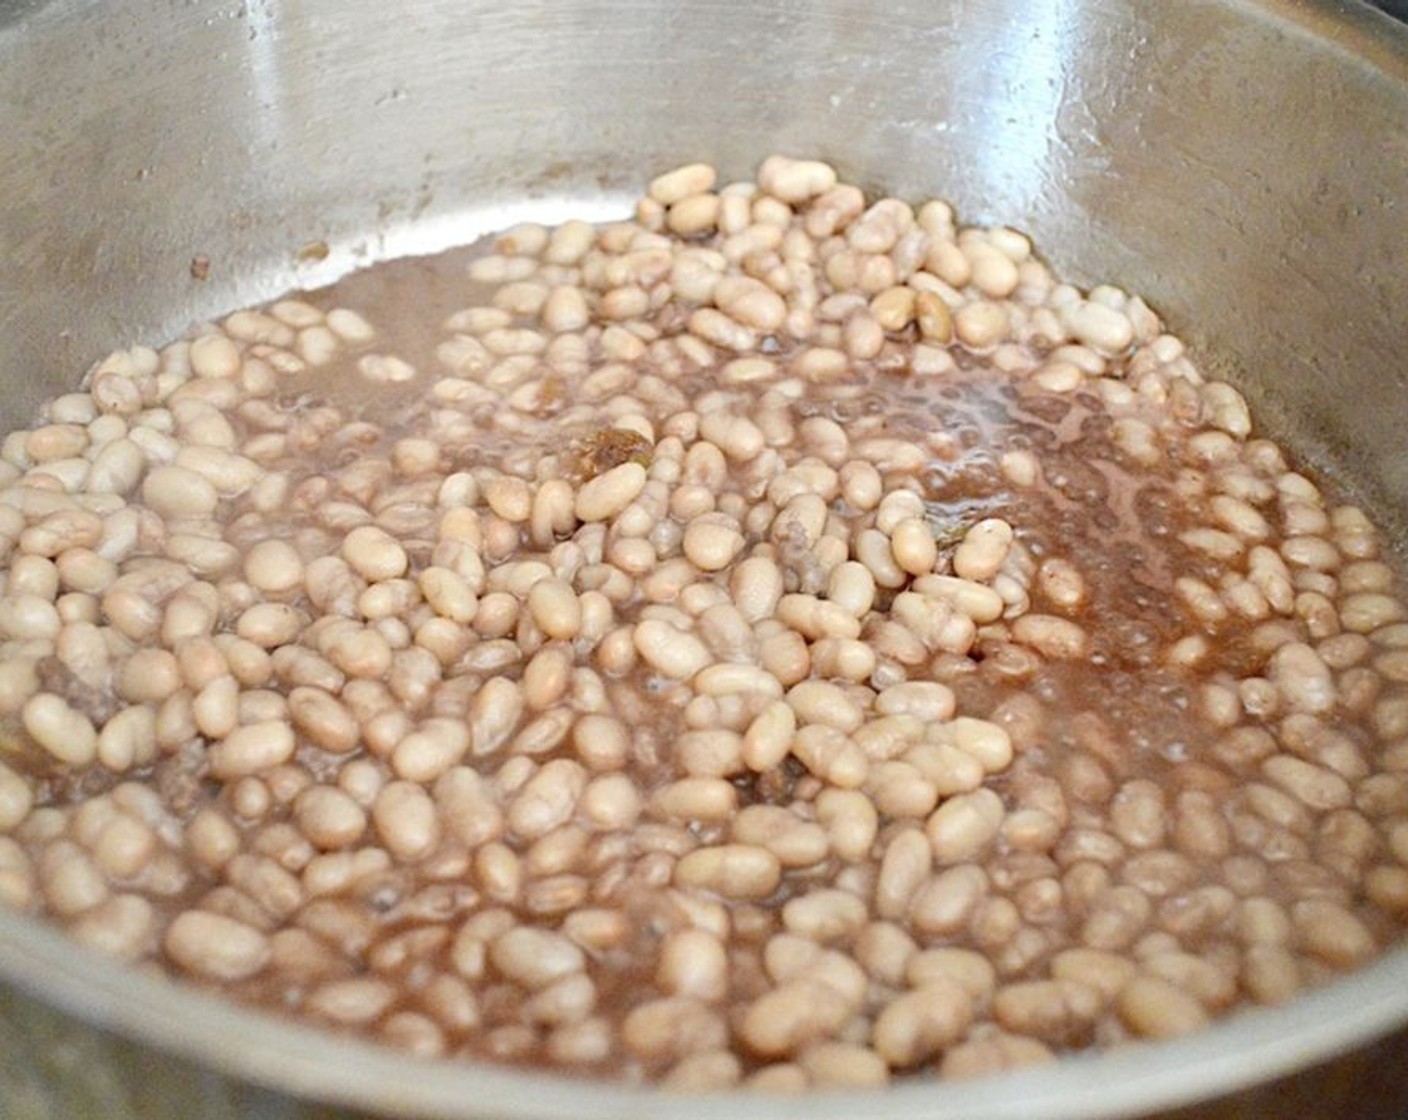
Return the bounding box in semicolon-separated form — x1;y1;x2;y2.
2;1;1407;1116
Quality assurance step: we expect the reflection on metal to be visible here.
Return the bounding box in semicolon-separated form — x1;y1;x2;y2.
961;3;1084;220
245;0;286;161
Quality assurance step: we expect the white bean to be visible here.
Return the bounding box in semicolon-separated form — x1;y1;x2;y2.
165;911;271;981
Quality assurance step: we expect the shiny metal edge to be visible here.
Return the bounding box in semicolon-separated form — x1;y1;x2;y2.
1269;0;1408;75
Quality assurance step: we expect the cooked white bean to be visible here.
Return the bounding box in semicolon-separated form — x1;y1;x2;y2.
526;578;581;640
1116;975;1209;1039
649;162;717;205
491;926;585;988
872;980;974;1067
165;911;271;981
758;156;838;203
342;525;408;581
634;619;711;680
715;276;787;333
575;462;647;522
1293;898;1376;966
657;928;729;1000
683;515;745;572
371;781;440;862
926;789;1005;863
739;978;853;1058
209;721;295;779
675;844;781;900
507;759;587;840
142;465;219;518
953;519;1013;582
782;889;867;943
294;786;368;850
23;693;97;766
393;719;472;783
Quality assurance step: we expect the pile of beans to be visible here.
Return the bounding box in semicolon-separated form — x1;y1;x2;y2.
1;155;1406;1089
